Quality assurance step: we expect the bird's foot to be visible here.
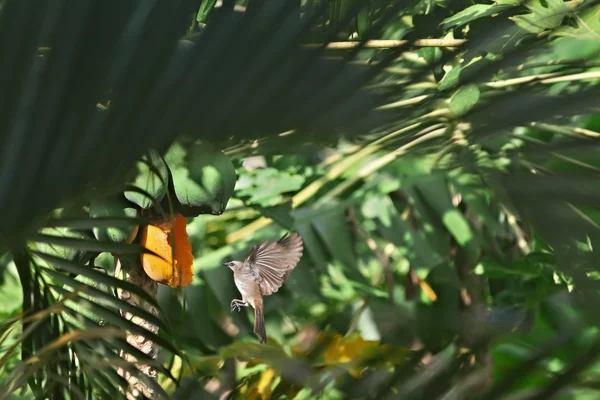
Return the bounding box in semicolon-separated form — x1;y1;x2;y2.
230;299;246;312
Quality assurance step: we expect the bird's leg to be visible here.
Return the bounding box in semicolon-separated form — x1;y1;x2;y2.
230;299;248;312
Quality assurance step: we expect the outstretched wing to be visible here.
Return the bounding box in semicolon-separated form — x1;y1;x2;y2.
246;232;303;296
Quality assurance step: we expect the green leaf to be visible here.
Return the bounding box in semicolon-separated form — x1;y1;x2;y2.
556;5;600;40
283;260;323;299
0;262;23;315
42;267;168;331
376;206;444;269
124;150;170;210
158;286;217;353
35;228;86;261
165;141;237;216
201;264;253;336
297;203;366;283
31;251;160;308
44;216;145;230
89;197;139;243
442;210;473;247
449;84;480;117
237;168;305;208
253;203;295;230
179;285;234;349
440;4;517;29
361;195;393;227
512;0;570;34
417;47;442;66
357;8;371;38
174;378;218;400
438;66;462;91
450;172;506;238
414;176;475;248
196;0;218;24
30;234;148;255
295;221;331;270
52;285;181;356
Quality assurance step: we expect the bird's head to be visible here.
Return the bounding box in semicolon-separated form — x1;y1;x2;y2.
222;260;243;271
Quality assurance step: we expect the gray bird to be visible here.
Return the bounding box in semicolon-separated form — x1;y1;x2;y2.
223;232;303;344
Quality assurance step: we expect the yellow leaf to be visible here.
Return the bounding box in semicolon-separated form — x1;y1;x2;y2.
257;368;277;400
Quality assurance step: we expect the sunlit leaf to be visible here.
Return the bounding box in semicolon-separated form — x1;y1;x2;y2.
165;141;237;216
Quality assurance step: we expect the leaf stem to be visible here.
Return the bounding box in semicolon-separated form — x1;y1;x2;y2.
303;39;467;49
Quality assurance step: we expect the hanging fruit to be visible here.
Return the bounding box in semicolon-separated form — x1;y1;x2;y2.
139;214;194;288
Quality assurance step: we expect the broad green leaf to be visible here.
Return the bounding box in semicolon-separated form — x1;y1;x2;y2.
361;194;393;227
282;259;323;298
304;203;365;282
401;182;453;258
440;4;517;29
556;5;600;40
492;341;553;391
549;37;600;62
157;285;232;351
442;210;473;247
220;340;290;362
294;219;331;270
414;176;475;248
165;141;237;216
376;210;444;270
417;47;442;66
438;65;462;91
449;84;480;117
0;262;23;314
236;168;305;207
252;203;295;230
89;196;139;243
201;261;253;334
190;285;237;348
124;150;170;209
356;8;371;38
450;173;507;238
512;0;570;33
416;265;463;351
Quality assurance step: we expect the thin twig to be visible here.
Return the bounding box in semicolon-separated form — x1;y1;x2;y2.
485;70;600;88
517;59;600;71
502;205;531;255
303;39;467;49
530;122;600;139
39;38;468;58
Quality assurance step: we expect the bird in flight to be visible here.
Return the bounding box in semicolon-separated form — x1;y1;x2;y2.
223;232;303;344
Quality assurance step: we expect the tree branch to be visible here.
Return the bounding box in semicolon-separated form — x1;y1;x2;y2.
303;39;467;49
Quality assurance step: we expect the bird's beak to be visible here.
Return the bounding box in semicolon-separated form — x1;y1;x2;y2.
222;262;229;267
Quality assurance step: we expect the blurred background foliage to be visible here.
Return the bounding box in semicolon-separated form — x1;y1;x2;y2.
1;0;600;399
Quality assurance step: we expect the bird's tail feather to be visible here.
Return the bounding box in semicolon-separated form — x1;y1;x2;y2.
254;305;267;344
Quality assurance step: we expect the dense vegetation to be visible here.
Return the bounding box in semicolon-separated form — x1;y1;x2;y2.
1;0;600;398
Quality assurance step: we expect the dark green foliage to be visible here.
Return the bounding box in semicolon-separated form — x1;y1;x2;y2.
1;0;600;399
